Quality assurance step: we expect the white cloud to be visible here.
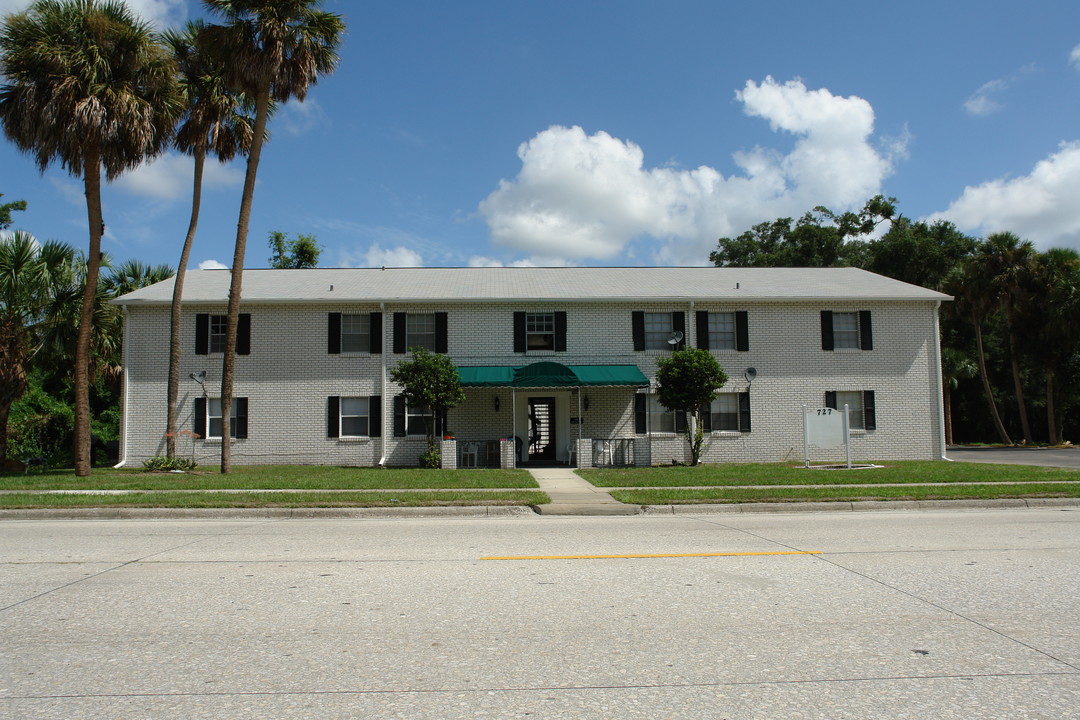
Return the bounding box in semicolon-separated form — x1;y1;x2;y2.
198;259;228;270
111;153;243;200
1070;44;1080;71
0;0;187;28
964;79;1008;116
279;98;329;136
340;244;423;268
928;141;1080;249
479;76;900;265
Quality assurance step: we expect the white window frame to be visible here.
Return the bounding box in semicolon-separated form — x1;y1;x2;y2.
835;391;865;430
526;312;555;351
341;314;370;354
209;315;227;354
406;314;436;352
644;312;674;351
832;312;860;349
207;398;238;439
339;397;370;438
709;393;741;432
406;404;433;437
648;395;676;433
708;312;737;351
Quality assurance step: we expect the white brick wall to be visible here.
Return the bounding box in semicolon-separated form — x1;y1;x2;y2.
118;298;945;466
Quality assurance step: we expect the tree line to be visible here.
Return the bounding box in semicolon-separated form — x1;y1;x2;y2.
0;0;343;474
711;196;1080;446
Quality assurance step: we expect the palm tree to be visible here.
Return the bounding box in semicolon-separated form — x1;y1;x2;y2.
982;232;1037;444
941;347;977;445
946;258;1013;445
0;231;79;464
0;0;182;475
162;20;255;458
201;0;344;472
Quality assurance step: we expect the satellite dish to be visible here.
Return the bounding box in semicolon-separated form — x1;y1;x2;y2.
189;371;207;385
744;367;757;382
667;330;684;345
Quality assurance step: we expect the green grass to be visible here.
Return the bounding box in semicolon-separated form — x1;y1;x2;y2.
580;461;1079;487
0;465;537;491
610;483;1080;505
0;490;550;509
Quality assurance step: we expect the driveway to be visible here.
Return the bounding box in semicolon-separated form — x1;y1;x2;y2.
2;509;1078;719
947;445;1080;469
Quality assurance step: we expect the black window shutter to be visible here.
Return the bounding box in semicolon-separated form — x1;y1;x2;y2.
863;391;877;430
369;312;382;354
195;314;209;355
554;311;567;352
369;396;382;437
635;394;646;433
700;404;711;432
328;313;341;354
824;391;837;410
435;312;448;353
736;311;749;352
632;311;645;351
327;396;340;438
696;311;710;350
393;313;406;354
194;397;206;438
393;396;406;436
233;398;248;438
821;311;834;351
672;312;686;350
513;312;526;352
237;314;251;355
859;310;873;350
739;392;752;432
675;409;687;433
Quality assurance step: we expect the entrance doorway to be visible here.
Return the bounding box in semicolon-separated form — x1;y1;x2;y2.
527;397;556;464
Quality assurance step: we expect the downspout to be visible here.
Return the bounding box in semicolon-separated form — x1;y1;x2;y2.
932;300;951;461
113;305;129;468
379;302;388;467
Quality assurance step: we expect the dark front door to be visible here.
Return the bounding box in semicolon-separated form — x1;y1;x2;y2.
527;397;556;464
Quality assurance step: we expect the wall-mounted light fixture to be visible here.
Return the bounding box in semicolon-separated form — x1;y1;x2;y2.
583;395;590;411
493;396;501;412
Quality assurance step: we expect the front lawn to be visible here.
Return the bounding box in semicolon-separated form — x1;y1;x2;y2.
581;461;1078;487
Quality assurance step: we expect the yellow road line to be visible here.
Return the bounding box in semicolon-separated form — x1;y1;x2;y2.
481;550;822;561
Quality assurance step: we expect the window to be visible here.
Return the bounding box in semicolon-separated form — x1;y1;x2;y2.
393;312;448;353
195;313;250;355
709;393;740;431
195;397;248;439
644;313;673;350
708;312;736;350
407;404;433;436
341;314;370;353
327;396;382;438
825;390;876;431
821;310;872;351
526;313;555;351
648;395;677;433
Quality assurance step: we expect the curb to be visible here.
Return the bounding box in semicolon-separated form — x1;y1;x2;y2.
641;497;1080;515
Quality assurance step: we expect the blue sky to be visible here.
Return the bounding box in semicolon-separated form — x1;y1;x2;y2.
3;0;1080;270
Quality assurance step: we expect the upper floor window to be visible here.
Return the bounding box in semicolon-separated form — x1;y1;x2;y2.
342;314;370;353
696;311;749;352
328;312;382;354
821;310;873;351
195;313;250;355
633;311;685;351
393;312;448;354
513;311;567;352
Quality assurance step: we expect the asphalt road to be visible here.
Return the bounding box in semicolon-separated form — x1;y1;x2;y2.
2;509;1078;719
948;445;1080;468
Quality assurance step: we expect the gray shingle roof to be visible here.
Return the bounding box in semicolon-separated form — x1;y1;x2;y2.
112;267;951;305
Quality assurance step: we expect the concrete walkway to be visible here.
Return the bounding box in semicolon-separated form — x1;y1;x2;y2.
526;467;639;515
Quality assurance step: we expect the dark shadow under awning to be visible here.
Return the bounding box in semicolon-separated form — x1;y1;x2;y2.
458;361;649;388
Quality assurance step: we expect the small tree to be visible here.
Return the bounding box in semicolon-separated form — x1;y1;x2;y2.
267;231;321;268
655;348;729;466
388;347;465;467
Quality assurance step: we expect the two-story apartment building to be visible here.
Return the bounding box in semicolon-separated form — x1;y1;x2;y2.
112;266;951;468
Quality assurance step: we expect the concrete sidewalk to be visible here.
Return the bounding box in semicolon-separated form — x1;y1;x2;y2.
526;468;639;515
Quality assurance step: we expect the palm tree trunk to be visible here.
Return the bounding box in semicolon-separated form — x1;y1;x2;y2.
1008;331;1033;444
973;321;1013;445
167;148;206;458
220;91;271;474
0;397;11;465
1046;366;1058;445
74;144;104;476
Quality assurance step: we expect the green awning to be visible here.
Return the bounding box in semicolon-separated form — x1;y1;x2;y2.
458;362;648;388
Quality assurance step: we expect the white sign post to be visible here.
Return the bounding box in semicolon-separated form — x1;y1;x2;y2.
802;404;852;468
